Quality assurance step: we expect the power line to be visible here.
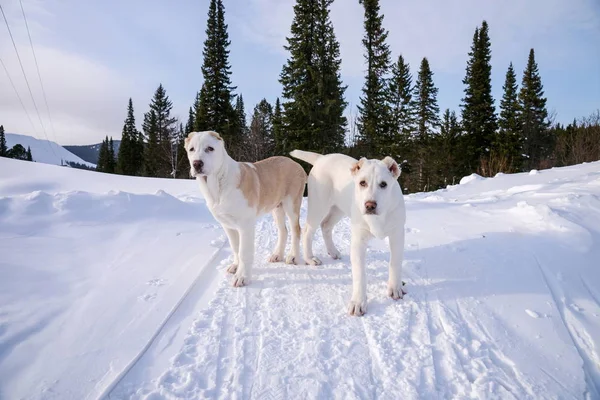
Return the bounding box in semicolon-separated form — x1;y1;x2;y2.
19;0;59;144
0;3;59;159
0;56;38;134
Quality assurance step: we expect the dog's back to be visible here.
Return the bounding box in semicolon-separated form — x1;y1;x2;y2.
238;156;306;214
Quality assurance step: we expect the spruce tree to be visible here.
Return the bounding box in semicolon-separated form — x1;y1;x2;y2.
147;84;177;177
185;107;195;134
235;94;249;137
357;0;391;157
108;137;116;173
280;0;347;157
194;85;209;132
519;48;550;169
0;125;7;157
200;0;237;142
496;62;522;170
435;109;462;186
246;99;274;161
26;146;33;161
388;54;414;158
412;57;440;191
461;21;497;168
272;98;284;155
143;110;160;177
117;98;141;176
174;123;188;178
97;137;109;172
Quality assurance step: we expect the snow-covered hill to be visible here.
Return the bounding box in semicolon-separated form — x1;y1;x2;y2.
1;157;599;400
5;133;96;168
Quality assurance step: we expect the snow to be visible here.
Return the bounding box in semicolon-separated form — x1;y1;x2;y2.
1;157;600;399
5;133;96;167
459;173;484;185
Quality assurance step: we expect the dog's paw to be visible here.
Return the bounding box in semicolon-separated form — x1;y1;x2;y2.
226;263;238;274
285;255;297;265
232;273;248;287
348;299;367;316
305;256;322;266
387;280;407;300
328;250;341;260
268;253;283;263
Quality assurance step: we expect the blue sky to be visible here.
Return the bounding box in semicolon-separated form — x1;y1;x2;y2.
1;0;599;145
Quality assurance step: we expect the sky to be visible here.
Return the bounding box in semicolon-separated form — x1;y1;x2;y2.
1;0;599;145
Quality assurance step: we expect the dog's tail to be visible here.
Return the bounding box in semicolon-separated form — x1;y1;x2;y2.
289;150;322;165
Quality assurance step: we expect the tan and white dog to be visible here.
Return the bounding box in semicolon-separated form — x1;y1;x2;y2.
186;131;307;287
290;150;406;316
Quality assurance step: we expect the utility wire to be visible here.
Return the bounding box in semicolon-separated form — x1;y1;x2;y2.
19;0;59;145
0;3;59;159
0;56;38;134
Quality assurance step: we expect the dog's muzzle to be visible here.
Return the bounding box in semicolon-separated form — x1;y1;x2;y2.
365;200;377;215
192;160;204;174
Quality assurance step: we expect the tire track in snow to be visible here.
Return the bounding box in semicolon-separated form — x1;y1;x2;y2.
102;240;228;400
533;254;600;399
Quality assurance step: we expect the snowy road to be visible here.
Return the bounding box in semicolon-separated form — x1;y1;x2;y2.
2;158;600;399
111;164;600;400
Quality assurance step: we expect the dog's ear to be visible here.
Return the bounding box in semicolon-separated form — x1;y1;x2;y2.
382;156;401;179
208;131;223;141
350;158;367;176
185;132;195;148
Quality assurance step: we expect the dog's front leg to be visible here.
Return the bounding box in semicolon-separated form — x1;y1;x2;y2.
387;228;406;299
223;227;240;274
233;220;255;287
348;227;369;316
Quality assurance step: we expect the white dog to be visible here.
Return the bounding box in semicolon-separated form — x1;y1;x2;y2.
290;150;406;316
186;131;307;287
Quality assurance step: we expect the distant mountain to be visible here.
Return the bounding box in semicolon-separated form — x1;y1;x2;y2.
64;141;121;165
5;133;96;168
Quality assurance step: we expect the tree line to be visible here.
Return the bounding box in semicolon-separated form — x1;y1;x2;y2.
78;0;600;192
0;125;33;161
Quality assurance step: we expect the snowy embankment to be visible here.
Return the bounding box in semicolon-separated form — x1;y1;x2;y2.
1;157;600;399
5;133;95;167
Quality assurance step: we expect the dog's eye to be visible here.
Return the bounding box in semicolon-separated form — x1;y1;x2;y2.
359;180;367;187
380;182;387;189
188;147;194;152
206;146;214;153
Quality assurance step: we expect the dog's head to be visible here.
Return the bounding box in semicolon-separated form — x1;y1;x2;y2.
350;156;401;216
185;131;226;177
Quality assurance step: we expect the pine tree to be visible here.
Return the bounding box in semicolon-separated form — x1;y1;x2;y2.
519;48;551;169
314;0;347;153
412;57;440;191
388;54;414;158
143;110;160;177
246;99;274;161
413;58;440;139
185;107;195;134
357;0;391;157
97;137;109;172
174;123;188;178
200;0;237;142
461;21;497;169
108;137;116;173
434;109;462;186
235;94;248;137
26;146;33;161
496;62;522;170
194;85;209;132
146;84;177;177
272;98;284;155
0;125;7;157
279;0;347;157
117;98;141;176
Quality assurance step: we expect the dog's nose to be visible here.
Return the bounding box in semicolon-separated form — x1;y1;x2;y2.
193;160;203;171
365;201;377;213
